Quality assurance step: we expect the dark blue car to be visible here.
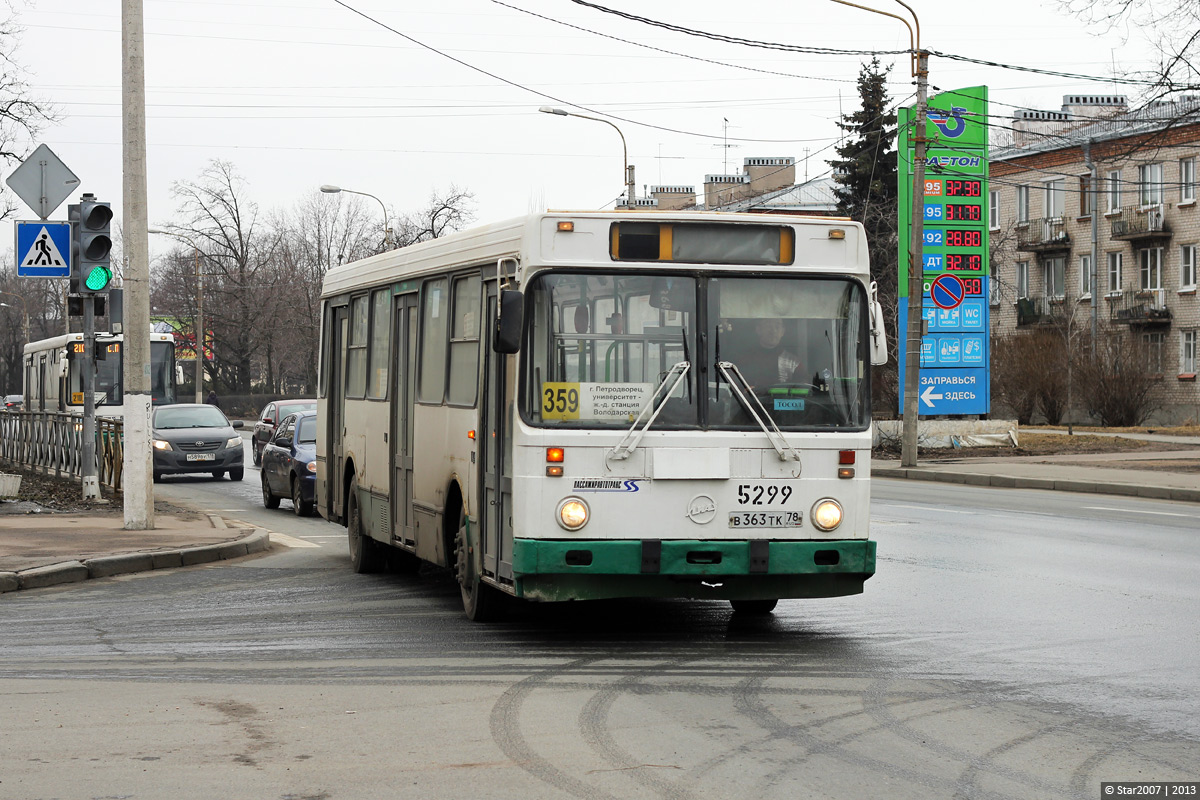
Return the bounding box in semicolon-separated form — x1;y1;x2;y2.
260;410;317;516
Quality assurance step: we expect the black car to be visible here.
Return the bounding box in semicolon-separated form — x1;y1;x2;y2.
252;398;316;465
152;403;245;482
260;410;317;516
3;394;23;412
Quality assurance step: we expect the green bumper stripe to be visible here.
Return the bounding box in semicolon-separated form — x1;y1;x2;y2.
512;538;876;578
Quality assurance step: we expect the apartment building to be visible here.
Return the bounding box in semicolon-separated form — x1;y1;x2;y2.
619;156;839;215
990;94;1200;423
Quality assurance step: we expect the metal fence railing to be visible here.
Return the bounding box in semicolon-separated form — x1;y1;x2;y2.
0;411;124;494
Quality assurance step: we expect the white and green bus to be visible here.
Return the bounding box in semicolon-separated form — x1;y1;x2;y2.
22;330;179;416
317;211;888;620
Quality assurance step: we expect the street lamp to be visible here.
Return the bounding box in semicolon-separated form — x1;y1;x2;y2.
0;291;29;342
539;106;634;206
320;184;393;249
148;228;205;403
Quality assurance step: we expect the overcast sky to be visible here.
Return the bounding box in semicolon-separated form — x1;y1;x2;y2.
8;0;1159;239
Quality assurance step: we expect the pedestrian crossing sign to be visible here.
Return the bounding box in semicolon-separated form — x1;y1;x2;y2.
15;220;71;278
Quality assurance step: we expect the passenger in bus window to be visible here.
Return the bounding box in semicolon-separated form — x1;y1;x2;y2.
740;318;801;389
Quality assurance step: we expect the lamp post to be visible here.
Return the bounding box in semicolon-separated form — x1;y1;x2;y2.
0;291;29;342
825;0;926;468
539;106;634;206
148;229;204;403
320;185;393;249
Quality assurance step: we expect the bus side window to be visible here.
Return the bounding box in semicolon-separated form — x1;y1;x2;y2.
367;288;390;399
448;276;481;406
347;295;369;398
418;278;449;404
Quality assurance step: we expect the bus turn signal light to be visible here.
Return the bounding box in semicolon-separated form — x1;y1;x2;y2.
546;466;564;477
546;447;565;462
557;221;575;232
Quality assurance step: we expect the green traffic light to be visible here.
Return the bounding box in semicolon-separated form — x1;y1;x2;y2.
84;264;112;291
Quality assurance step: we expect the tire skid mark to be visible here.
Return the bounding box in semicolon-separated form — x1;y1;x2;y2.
1068;733;1195;800
950;720;1075;799
730;668;1042;798
862;676;1069;798
489;656;623;800
577;658;694;800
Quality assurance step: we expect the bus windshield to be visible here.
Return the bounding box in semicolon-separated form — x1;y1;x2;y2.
68;340;177;406
522;271;869;431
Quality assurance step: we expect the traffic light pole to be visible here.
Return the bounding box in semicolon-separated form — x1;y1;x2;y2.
81;298;101;500
901;50;930;468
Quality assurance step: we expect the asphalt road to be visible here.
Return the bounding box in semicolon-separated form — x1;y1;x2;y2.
0;452;1196;799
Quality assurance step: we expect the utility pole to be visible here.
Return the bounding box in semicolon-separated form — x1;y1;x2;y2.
900;49;930;468
122;0;154;529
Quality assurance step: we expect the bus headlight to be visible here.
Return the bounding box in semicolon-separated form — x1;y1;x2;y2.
811;498;843;531
153;439;172;451
557;497;589;531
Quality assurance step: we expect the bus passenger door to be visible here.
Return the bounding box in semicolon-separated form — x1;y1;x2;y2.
480;285;514;583
328;305;349;521
391;293;418;547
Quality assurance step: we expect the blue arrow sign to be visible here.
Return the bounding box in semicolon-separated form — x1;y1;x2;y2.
16;220;71;278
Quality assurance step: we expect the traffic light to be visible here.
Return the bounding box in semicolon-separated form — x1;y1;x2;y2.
76;194;113;294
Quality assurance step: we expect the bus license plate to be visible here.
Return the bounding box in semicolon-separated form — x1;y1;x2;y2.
186;453;215;461
728;511;802;528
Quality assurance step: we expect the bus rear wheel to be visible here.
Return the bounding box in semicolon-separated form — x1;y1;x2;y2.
455;516;502;622
347;489;384;573
730;599;778;615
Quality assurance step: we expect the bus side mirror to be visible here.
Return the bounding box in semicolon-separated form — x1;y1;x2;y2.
869;299;888;366
493;289;524;354
57;349;69;377
176;365;185;384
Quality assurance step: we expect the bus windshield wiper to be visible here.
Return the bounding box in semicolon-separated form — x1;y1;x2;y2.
714;360;801;462
608;359;691;462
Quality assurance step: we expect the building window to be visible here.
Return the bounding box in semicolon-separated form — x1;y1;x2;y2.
1138;163;1164;206
1107;252;1123;293
1181;157;1196;202
1107;169;1121;211
989;274;1000;306
1139;247;1163;290
1045;256;1066;299
1045;179;1065;219
1016;260;1029;299
1016;185;1029;223
1143;332;1165;374
367;288;390;399
989;190;999;230
1079;174;1092;216
1181;244;1197;290
1080;254;1092;297
1183;330;1197;374
347;294;368;399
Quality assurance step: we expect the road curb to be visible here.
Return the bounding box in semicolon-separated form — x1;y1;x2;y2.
1;527;271;594
873;467;1200;503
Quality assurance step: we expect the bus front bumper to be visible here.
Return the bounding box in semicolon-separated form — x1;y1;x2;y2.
510;538;875;602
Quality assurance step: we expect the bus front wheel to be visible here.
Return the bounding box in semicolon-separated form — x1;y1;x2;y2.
347;489;384;573
455;515;502;622
730;599;778;615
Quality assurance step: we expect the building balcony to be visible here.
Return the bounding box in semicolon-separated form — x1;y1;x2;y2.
1106;288;1172;325
1109;204;1171;242
1016;217;1070;252
1015;294;1069;327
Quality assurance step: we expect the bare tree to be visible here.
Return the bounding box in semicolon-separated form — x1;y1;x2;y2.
155;160;279;394
396;186;476;247
0;11;57;221
1056;0;1199;100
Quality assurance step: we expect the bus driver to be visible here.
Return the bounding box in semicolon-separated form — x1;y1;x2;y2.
739;318;801;389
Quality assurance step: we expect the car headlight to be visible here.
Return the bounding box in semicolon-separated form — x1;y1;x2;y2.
557;497;589;531
153;439;172;451
306;460;317;473
810;498;843;532
226;436;243;450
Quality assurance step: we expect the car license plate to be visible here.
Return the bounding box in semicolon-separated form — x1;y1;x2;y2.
186;453;215;462
728;511;802;528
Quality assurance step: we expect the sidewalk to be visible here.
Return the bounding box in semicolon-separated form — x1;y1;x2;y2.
0;507;270;593
0;440;1196;595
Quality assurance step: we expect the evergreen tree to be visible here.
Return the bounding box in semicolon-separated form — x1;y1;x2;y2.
831;57;900;413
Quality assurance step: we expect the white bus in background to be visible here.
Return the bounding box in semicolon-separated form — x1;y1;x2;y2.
317;211;888;620
22;330;179;417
